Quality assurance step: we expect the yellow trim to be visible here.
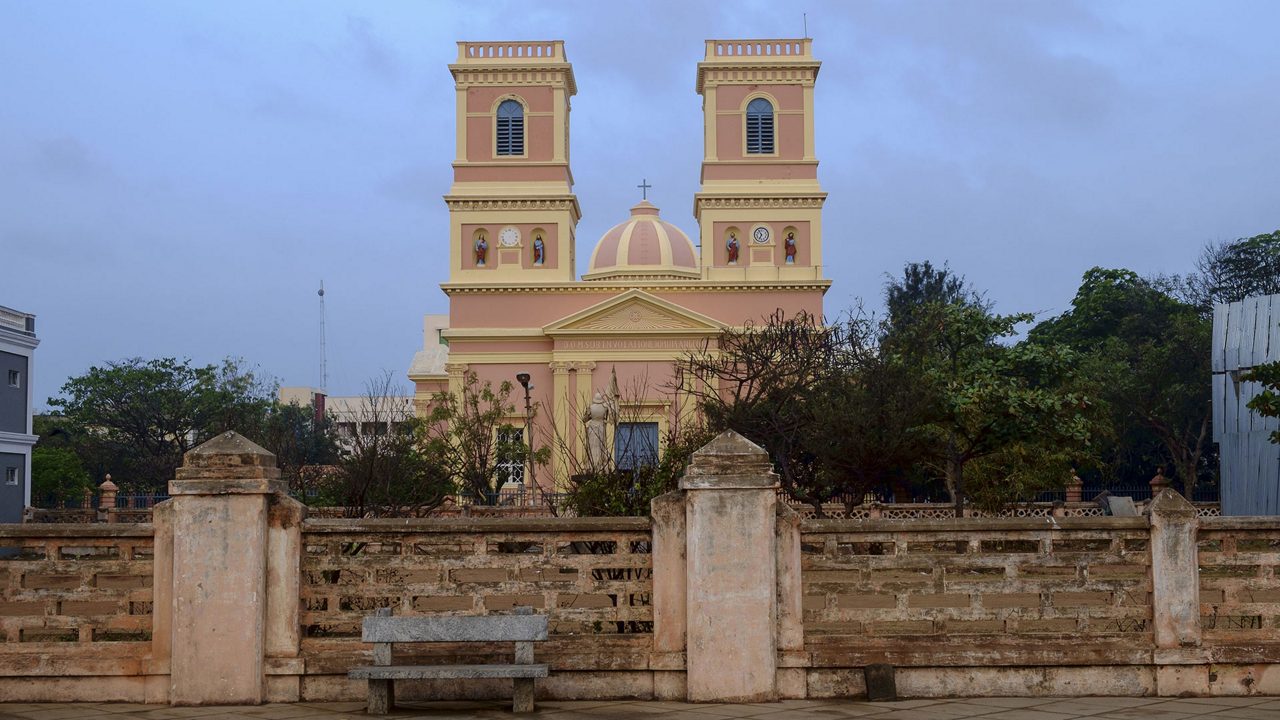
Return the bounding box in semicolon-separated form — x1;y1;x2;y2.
447;352;554;364
542;289;724;335
704;84;717;162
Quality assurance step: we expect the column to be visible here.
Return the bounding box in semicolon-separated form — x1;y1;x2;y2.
572;361;596;469
1148;484;1204;695
445;362;469;399
550;362;573;490
681;430;779;702
167;432;285;705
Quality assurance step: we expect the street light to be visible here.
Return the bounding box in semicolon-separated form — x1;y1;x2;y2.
515;372;536;491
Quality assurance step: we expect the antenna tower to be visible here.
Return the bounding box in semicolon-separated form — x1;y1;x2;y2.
318;281;328;391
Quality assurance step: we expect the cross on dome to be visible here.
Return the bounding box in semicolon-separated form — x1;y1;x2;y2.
637;178;652;201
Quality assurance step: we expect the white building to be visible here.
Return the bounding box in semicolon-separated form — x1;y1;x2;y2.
0;305;39;522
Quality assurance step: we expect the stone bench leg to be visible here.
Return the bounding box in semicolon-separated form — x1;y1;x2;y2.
368;679;394;715
513;678;535;713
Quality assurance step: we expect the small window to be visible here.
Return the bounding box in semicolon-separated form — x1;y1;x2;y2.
496;427;525;485
4;467;17;486
6;370;18;388
746;98;775;154
496;100;525;156
616;422;659;471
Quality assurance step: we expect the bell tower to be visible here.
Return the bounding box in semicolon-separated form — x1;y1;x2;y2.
694;39;826;282
445;41;580;285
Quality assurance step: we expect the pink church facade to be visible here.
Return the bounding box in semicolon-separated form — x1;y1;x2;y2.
409;39;831;490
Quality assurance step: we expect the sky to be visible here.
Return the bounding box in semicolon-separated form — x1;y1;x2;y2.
3;0;1279;408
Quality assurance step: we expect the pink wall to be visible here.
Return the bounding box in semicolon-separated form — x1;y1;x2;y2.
462;86;557;163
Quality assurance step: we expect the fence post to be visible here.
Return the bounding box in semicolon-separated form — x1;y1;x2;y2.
98;476;118;523
1147;480;1204;695
680;430;780;702
166;431;285;705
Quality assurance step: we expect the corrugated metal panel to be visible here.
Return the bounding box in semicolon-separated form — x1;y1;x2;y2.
1214;293;1280;515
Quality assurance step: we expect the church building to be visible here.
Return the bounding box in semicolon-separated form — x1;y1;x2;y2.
408;39;831;489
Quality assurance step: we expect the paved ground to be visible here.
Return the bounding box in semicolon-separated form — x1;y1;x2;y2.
1;697;1279;720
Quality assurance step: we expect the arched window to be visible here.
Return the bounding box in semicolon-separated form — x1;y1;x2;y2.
745;98;774;154
496;99;524;156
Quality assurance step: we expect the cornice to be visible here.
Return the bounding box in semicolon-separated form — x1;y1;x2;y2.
444;196;582;218
441;280;832;295
693;194;827;210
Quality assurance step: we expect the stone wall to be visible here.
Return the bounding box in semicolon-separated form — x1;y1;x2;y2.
1;429;1279;705
0;524;157;700
297;517;654;700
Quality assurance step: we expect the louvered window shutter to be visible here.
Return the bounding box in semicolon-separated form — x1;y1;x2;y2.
496;100;524;156
746;98;775;154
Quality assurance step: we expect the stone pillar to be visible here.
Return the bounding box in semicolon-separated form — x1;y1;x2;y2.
98;476;118;523
774;503;806;698
650;491;687;700
681;431;779;702
167;432;286;705
1148;486;1204;695
1065;472;1083;503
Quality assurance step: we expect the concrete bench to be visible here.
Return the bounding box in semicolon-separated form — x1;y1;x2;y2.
348;607;549;714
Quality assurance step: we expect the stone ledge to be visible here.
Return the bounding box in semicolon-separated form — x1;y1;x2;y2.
168;478;287;495
802;517;1151;532
0;524;155;538
302;517;651;533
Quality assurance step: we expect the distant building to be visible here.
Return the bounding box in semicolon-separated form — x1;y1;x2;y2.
277;386;414;445
0;305;39;522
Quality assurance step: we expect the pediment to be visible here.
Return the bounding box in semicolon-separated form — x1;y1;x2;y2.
544;290;723;335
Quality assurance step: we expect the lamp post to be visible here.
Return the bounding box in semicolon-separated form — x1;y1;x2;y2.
515;372;536;492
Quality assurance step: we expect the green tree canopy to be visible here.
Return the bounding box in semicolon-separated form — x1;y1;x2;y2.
47;357;275;492
1031;268;1214;493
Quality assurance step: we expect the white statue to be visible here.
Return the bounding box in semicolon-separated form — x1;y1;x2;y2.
585;392;609;472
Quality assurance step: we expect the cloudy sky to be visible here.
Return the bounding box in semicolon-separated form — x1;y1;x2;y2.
3;1;1278;407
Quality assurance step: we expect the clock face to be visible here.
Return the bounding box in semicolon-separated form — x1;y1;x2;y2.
752;226;771;244
499;226;521;247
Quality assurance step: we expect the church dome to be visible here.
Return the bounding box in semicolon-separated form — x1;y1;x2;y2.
584;201;700;281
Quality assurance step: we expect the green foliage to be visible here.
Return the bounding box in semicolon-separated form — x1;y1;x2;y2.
253;401;340;489
885;260;987;332
1030;268;1214;493
564;426;714;517
47;357;276;491
424;371;549;503
1243;361;1280;444
31;446;92;504
1185;229;1280;310
899;302;1096;510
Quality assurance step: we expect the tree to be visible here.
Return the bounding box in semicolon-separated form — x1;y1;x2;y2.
680;309;935;512
885;260;987;332
564;424;713;517
319;373;453;517
1243;361;1280;444
423;371;548;503
1031;268;1215;494
901;302;1095;511
1183;229;1280;310
48;357;275;491
31;446;92;505
254;401;340;491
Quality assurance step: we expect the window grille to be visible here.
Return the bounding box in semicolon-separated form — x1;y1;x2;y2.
496;427;525;484
745;98;774;154
496;100;524;156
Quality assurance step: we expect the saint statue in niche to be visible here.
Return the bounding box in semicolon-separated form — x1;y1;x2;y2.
474;234;488;266
726;232;740;264
532;235;545;265
784;232;797;264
